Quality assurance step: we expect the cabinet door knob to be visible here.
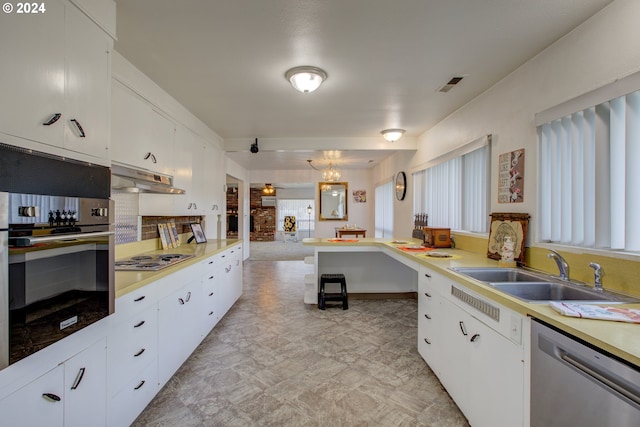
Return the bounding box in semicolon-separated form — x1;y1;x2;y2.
70;119;86;137
42;393;62;402
43;113;62;126
459;321;468;336
209;311;214;316
143;152;157;163
70;367;86;390
209;292;214;297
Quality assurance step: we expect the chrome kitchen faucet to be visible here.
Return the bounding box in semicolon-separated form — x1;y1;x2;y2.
547;250;570;281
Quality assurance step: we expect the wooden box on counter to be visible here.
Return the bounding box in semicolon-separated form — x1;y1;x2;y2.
423;227;451;248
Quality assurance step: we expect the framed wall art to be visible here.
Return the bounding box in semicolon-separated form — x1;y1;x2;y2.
498;148;524;203
487;213;530;264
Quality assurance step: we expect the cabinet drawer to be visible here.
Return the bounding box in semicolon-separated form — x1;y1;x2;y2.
108;361;158;427
109;305;158;396
114;287;157;320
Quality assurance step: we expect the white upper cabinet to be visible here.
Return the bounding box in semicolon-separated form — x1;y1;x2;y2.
0;0;112;160
0;0;65;146
64;4;111;159
110;80;175;174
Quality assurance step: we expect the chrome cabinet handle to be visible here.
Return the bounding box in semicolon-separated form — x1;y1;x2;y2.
209;292;214;297
424;292;431;298
424;273;431;278
185;291;191;302
70;119;86;137
70;368;86;390
459;321;468;336
470;334;480;342
424;338;431;345
134;380;145;390
134;295;146;302
43;113;62;126
424;314;431;320
134;348;146;357
178;298;185;305
133;320;145;328
209;311;214;316
42;393;61;402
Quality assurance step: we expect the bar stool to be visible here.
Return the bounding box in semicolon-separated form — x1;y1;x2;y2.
318;273;348;310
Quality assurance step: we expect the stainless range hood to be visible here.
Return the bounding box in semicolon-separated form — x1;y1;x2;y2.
111;163;186;194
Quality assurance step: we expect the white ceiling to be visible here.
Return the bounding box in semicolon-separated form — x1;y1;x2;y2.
114;0;612;170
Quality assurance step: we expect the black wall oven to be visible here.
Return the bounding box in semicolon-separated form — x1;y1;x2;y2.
0;143;114;369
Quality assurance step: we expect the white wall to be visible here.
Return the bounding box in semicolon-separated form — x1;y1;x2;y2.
391;0;640;241
372;151;417;239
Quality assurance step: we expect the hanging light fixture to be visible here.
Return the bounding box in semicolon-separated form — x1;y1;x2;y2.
285;66;327;93
262;183;275;195
321;163;341;182
381;128;406;142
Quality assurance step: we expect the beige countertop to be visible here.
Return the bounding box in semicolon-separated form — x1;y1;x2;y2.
304;237;640;367
114;239;242;298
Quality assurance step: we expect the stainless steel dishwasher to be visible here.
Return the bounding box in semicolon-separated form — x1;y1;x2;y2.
531;320;640;427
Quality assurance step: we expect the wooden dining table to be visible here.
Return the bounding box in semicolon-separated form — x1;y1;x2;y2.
335;228;367;238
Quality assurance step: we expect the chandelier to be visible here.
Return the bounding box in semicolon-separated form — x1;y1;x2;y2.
321;163;341;181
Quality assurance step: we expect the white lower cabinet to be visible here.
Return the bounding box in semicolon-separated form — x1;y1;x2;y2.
0;337;107;427
431;282;525;427
0;364;64;426
158;276;203;387
109;361;158;427
417;266;442;376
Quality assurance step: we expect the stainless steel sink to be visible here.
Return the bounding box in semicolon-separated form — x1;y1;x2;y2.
450;267;639;303
490;282;627;302
450;267;548;283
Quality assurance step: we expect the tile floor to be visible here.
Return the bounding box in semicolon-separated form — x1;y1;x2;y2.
132;260;469;426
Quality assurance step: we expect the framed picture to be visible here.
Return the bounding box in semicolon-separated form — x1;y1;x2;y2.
498;148;524;203
487;213;530;264
190;223;207;244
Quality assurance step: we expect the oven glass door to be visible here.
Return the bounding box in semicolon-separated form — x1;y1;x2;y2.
6;195;113;366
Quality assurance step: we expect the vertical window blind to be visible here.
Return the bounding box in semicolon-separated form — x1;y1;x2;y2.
374;180;394;238
276;199;314;233
537;89;640;251
413;139;490;233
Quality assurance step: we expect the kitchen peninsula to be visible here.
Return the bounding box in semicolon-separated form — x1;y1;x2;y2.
304;237;640;426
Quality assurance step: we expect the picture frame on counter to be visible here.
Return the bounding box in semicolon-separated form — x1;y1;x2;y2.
487;212;529;264
190;223;207;244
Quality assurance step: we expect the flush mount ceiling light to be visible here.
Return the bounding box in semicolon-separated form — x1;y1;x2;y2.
285;66;327;93
381;128;406;142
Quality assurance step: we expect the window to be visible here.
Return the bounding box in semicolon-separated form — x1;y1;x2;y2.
276;199;314;234
413;136;491;233
374;180;394;238
537;88;640;252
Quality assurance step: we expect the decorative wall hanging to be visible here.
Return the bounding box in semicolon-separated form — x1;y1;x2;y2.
487;213;530;264
498;148;524;203
353;190;366;203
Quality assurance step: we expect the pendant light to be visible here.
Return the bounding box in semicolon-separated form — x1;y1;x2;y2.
285;66;327;93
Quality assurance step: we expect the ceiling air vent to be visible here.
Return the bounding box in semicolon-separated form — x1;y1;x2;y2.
439;76;464;93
